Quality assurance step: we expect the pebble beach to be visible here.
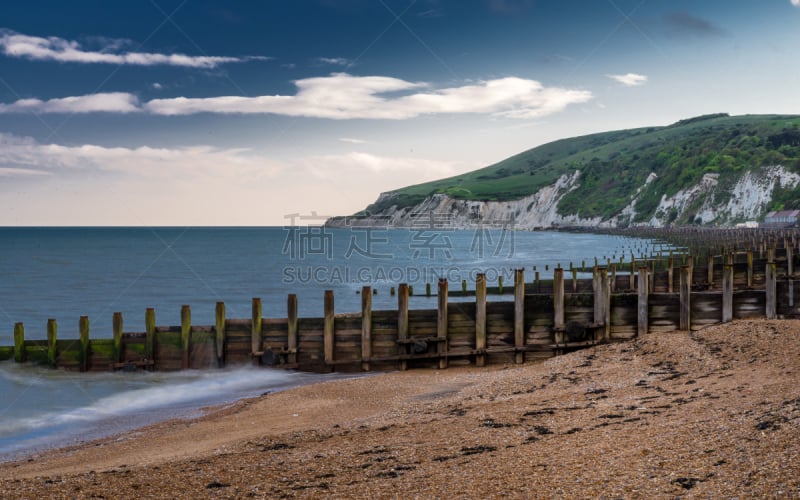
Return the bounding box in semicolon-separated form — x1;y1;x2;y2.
2;319;799;498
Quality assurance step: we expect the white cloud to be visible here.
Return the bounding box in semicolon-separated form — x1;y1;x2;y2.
338;137;368;144
316;57;352;66
0;92;141;114
793;0;800;6
607;73;648;87
152;83;163;90
0;30;268;68
0;133;280;179
0;166;51;177
146;73;592;120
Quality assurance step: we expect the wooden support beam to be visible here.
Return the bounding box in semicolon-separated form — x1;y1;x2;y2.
287;294;298;365
747;251;754;288
361;286;372;372
514;268;525;364
610;264;617;292
593;267;601;321
13;322;25;363
475;274;487;367
79;316;90;372
707;251;714;288
145;308;155;370
251;297;262;364
600;267;611;341
722;263;733;323
668;255;674;294
324;290;335;366
215;302;226;368
553;268;565;346
181;305;191;370
680;266;691;331
437;279;448;369
766;261;777;320
397;284;409;371
47;318;57;368
112;312;123;365
638;267;648;337
629;256;636;290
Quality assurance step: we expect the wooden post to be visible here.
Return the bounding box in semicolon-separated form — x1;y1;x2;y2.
79;316;90;372
324;290;334;366
629;255;636;290
610;263;617;292
361;286;372;372
787;244;794;277
462;280;467;294
649;260;655;293
112;312;123;365
437;279;448;369
680;266;691;331
600;267;611;341
593;267;601;322
215;302;226;368
498;276;504;294
47;318;57;368
397;284;409;371
145;308;155;369
766;261;777;320
287;294;298;365
668;255;674;294
514;268;525;364
638;267;648;337
722;262;733;323
251;298;262;363
475;274;487;367
747;251;754;288
426;283;431;297
553;268;565;345
571;268;578;293
535;271;540;292
13;322;25;363
180;305;191;370
707;251;714;288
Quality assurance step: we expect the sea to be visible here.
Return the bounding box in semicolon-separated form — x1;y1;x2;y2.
0;226;660;460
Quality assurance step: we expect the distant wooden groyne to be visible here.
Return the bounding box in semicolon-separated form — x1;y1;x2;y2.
2;238;799;374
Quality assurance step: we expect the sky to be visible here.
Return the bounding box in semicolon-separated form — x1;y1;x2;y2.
0;0;799;226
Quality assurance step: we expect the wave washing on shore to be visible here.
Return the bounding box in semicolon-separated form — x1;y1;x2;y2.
0;362;356;461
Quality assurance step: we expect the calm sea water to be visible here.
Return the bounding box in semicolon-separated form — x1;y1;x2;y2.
0;227;659;459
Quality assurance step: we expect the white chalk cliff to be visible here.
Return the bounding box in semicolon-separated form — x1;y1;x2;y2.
329;165;800;229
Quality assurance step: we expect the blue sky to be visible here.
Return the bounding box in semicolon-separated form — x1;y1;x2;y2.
0;0;799;225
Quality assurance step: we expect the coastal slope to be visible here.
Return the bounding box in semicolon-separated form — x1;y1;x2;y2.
1;319;799;498
329;114;800;229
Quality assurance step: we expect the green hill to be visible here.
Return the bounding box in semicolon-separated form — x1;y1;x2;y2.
362;114;800;225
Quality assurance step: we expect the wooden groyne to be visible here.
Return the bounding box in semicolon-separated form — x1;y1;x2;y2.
2;242;798;374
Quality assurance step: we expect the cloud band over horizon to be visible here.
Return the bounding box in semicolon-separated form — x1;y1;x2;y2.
0;73;592;120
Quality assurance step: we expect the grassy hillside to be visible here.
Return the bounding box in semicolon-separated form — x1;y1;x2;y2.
365;114;800;223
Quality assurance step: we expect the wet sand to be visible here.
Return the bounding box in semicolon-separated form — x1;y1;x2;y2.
2;319;799;498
